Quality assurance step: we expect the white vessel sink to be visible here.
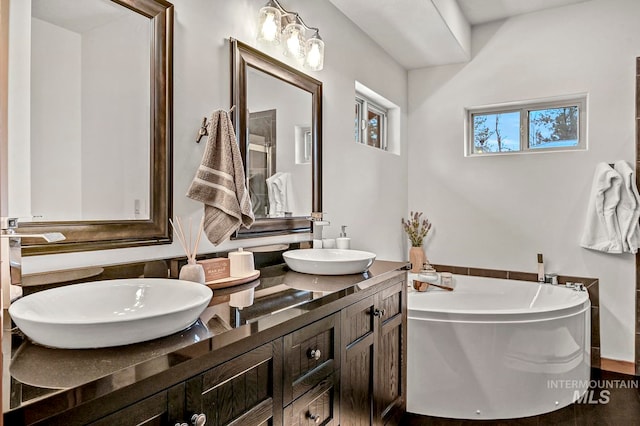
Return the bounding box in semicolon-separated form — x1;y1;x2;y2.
283;249;376;275
9;278;212;349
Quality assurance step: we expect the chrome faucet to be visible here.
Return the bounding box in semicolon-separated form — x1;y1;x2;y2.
309;212;330;248
1;217;65;286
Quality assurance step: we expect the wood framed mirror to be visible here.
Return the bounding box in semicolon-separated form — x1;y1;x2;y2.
230;38;322;237
15;0;173;255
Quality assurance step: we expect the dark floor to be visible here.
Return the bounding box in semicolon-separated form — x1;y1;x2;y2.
402;369;640;425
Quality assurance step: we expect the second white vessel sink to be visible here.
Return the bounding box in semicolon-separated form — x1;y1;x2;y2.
283;249;376;275
9;278;212;349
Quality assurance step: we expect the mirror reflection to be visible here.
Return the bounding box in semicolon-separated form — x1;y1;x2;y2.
246;66;312;218
231;38;322;238
10;0;172;255
28;0;151;221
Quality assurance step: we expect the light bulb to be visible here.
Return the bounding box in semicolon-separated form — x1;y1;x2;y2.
283;22;305;58
304;35;324;71
257;6;281;44
261;13;278;41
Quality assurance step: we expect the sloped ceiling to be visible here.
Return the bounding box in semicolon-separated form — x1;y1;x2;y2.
328;0;590;69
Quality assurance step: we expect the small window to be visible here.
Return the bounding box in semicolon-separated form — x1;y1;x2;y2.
355;81;400;155
355;95;388;150
467;96;586;156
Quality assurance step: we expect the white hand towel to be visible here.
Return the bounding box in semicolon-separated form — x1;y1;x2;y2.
274;172;296;214
272;173;286;214
265;172;296;216
186;110;254;245
579;162;623;253
266;172;282;216
613;160;640;253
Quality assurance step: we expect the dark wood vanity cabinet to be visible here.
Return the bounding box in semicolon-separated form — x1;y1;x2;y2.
185;341;282;426
283;313;340;405
88;342;282;426
283;371;339;426
340;279;406;426
14;267;407;426
283;314;340;425
89;384;185;426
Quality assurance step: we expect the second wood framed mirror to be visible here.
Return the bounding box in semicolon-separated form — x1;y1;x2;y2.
230;38;322;237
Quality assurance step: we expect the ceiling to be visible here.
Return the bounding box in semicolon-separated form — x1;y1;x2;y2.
31;0;128;34
328;0;591;69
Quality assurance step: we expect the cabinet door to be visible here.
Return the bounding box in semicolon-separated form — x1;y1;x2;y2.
340;295;376;426
185;341;283;426
89;383;185;426
340;274;407;426
375;281;406;426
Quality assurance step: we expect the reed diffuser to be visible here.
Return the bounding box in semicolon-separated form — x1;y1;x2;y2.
171;216;206;284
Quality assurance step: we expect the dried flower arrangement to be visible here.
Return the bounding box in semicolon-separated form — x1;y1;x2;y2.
401;211;432;247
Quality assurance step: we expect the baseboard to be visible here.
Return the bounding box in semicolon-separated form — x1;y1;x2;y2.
600;357;636;375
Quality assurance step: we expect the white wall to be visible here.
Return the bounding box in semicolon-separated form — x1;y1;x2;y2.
7;0;31;218
273;80;312;217
30;18;82;220
16;9;150;222
408;0;640;362
19;0;408;272
247;69;312;216
81;12;150;220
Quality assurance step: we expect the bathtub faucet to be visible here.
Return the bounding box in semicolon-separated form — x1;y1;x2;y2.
566;282;586;292
537;253;545;283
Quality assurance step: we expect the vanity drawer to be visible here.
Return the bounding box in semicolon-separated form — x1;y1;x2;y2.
283;371;339;426
283;313;340;404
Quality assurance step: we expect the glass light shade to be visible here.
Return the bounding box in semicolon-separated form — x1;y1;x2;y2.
304;35;324;71
282;22;306;58
257;6;281;44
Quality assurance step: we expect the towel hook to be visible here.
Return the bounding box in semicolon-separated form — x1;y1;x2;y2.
196;117;208;143
196;106;237;143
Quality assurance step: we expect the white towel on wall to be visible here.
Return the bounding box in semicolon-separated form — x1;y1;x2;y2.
579;162;623;253
266;172;295;216
274;172;296;214
614;160;640;253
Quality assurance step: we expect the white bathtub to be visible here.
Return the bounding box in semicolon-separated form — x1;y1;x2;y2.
407;274;590;420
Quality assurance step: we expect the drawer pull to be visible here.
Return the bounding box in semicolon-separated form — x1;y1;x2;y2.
191;413;207;426
308;348;322;360
372;308;386;317
307;412;321;423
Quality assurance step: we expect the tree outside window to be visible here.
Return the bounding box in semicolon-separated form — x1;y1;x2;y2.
468;97;585;156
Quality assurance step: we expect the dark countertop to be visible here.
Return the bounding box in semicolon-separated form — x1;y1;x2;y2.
3;260;407;422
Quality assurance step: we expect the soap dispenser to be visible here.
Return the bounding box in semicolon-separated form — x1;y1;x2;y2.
336;225;351;249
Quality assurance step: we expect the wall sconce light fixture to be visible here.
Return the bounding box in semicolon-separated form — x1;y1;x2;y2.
257;0;324;71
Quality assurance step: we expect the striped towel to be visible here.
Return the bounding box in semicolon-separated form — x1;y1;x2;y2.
187;110;254;245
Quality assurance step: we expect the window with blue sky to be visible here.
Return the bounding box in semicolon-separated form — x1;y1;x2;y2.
468;97;585;156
